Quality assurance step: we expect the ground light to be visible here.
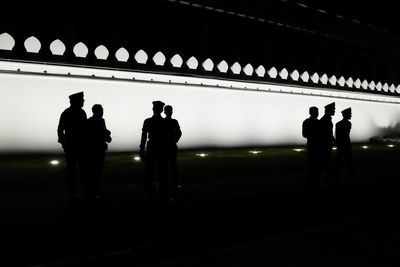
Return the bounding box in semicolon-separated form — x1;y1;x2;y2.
50;160;59;166
387;144;395;148
293;148;305;152
249;150;262;154
196;153;208;158
362;145;369;149
333;147;337;150
133;155;141;161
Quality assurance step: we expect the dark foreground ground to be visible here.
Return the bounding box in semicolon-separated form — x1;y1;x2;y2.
1;144;400;266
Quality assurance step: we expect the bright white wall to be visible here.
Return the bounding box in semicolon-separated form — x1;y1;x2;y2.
1;62;400;153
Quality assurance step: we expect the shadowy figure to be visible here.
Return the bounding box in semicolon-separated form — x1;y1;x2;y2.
335;107;354;183
164;105;182;197
57;92;87;203
140;101;169;202
302;106;321;189
319;102;335;187
86;104;112;200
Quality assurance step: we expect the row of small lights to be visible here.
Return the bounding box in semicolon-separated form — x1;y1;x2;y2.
169;0;388;43
48;144;397;165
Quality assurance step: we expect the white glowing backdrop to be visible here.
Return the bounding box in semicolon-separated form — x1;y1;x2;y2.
1;61;400;153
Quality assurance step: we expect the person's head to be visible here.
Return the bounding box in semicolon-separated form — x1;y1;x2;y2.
341;107;352;120
309;106;318;119
92;104;103;118
69;92;84;108
164;105;173;118
152;100;165;115
324;102;335;116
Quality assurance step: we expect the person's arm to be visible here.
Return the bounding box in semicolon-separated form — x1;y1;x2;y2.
57;112;66;146
175;120;182;143
302;120;308;139
103;120;112;143
139;120;148;160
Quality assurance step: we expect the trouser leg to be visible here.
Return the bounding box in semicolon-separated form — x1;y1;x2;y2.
158;159;169;200
145;156;155;199
307;147;320;188
321;148;333;185
93;153;105;196
65;153;78;199
334;149;344;182
345;148;354;181
171;156;178;187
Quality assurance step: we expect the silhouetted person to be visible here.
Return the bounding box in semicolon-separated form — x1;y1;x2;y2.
319;102;335;186
302;106;321;188
57;92;87;203
140;101;169;202
335;107;354;183
164;105;182;196
86;104;112;200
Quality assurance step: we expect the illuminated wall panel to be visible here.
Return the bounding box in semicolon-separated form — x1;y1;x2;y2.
1;61;400;153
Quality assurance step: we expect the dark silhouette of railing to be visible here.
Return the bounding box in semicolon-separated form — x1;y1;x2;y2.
0;31;399;97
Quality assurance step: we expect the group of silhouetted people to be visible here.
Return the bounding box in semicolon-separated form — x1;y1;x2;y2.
57;92;112;203
302;102;354;189
139;100;182;203
58;91;354;205
57;93;182;204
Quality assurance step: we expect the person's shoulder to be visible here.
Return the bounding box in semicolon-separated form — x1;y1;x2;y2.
144;117;153;123
60;107;74;119
336;119;346;126
320;115;330;122
142;117;153;128
61;107;71;114
79;108;87;115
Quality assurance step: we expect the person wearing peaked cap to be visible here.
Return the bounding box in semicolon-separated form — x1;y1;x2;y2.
69;91;84;101
341;107;352;115
335;107;354;183
152;100;165;109
302;106;321;189
319;102;335;187
57;92;87;204
140;100;169;202
324;102;335;110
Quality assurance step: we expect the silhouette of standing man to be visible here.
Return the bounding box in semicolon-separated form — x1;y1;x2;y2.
86;104;112;200
57;92;87;203
319;102;335;187
140;101;168;202
302;106;320;188
164;105;182;196
335;107;354;183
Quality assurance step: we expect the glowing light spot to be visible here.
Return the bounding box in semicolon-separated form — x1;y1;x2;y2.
293;148;304;152
50;160;59;165
133;156;141;161
196;153;208;158
362;146;369;149
249;150;262;154
387;144;395;148
333;147;337;150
